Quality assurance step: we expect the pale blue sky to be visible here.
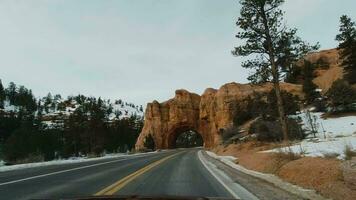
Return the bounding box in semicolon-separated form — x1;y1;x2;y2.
0;0;355;105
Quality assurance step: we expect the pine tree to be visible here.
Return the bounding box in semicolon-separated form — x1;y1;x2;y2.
302;60;320;104
144;134;155;150
336;15;356;84
232;0;318;142
6;82;17;104
0;79;5;109
326;79;356;112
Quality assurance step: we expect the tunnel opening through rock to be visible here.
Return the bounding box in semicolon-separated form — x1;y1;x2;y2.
173;130;204;149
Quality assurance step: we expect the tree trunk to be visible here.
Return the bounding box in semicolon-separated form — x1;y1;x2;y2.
260;4;289;142
271;66;289;142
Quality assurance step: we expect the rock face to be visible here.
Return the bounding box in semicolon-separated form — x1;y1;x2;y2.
304;48;343;92
135;82;302;150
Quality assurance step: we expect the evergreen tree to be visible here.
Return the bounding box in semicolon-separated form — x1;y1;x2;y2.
326;79;356;112
144;134;155;150
336;15;356;84
285;64;302;84
44;93;52;113
6;82;17;104
232;0;318;142
0;79;5;109
302;60;320;104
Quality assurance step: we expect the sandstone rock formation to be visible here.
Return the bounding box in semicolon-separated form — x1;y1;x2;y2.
135;82;303;150
303;48;343;92
135;48;345;150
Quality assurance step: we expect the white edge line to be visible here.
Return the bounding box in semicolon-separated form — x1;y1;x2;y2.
197;150;241;200
0;153;159;186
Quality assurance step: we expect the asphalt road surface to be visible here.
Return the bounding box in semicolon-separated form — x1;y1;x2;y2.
0;149;235;200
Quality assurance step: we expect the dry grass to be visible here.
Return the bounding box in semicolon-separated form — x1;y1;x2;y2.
271;147;302;173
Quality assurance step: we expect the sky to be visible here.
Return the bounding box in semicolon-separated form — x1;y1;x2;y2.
1;0;356;106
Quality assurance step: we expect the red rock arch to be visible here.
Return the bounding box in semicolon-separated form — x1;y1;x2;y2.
135;83;303;150
166;123;203;149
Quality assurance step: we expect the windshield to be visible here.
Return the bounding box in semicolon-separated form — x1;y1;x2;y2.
1;1;356;200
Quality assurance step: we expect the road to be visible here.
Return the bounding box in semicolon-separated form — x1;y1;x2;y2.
0;149;235;200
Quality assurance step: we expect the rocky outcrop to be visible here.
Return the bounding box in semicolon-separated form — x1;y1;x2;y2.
303;48;343;93
135;82;303;150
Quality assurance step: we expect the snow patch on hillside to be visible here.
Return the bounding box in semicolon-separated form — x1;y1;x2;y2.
268;111;356;159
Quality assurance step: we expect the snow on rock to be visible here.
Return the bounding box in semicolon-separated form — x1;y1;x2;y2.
269;111;356;159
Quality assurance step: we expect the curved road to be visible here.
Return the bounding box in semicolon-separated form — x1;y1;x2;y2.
0;149;234;200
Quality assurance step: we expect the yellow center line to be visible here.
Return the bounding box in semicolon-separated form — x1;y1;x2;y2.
94;152;182;196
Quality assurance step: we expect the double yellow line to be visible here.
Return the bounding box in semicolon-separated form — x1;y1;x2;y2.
95;152;181;196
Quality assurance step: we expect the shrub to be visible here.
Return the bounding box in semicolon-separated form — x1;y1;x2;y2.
232;94;268;126
267;89;300;119
271;148;302;172
232;90;300;128
316;57;330;69
326;79;356;112
220;126;240;144
249;118;305;142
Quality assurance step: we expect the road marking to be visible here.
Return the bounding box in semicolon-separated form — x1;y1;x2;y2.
0;154;160;186
95;152;181;196
197;150;242;200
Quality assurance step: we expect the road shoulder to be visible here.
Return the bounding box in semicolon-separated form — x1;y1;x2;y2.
200;150;328;200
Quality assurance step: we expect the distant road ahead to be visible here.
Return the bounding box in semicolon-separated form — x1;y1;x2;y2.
0;149;234;200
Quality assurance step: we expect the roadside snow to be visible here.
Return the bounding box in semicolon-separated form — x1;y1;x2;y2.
269;111;356;159
0;153;126;172
0;150;165;172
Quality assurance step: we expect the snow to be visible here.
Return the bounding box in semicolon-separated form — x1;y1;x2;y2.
38;99;143;129
0;153;123;172
2;100;19;112
298;112;356;138
269;111;356;159
0;151;161;172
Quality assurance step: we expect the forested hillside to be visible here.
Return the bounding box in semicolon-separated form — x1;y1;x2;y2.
0;80;144;164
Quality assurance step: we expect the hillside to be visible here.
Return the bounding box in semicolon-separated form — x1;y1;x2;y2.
1;91;143;129
0;81;145;164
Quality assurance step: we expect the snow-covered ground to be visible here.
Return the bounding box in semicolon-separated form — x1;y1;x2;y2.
267;111;356;159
